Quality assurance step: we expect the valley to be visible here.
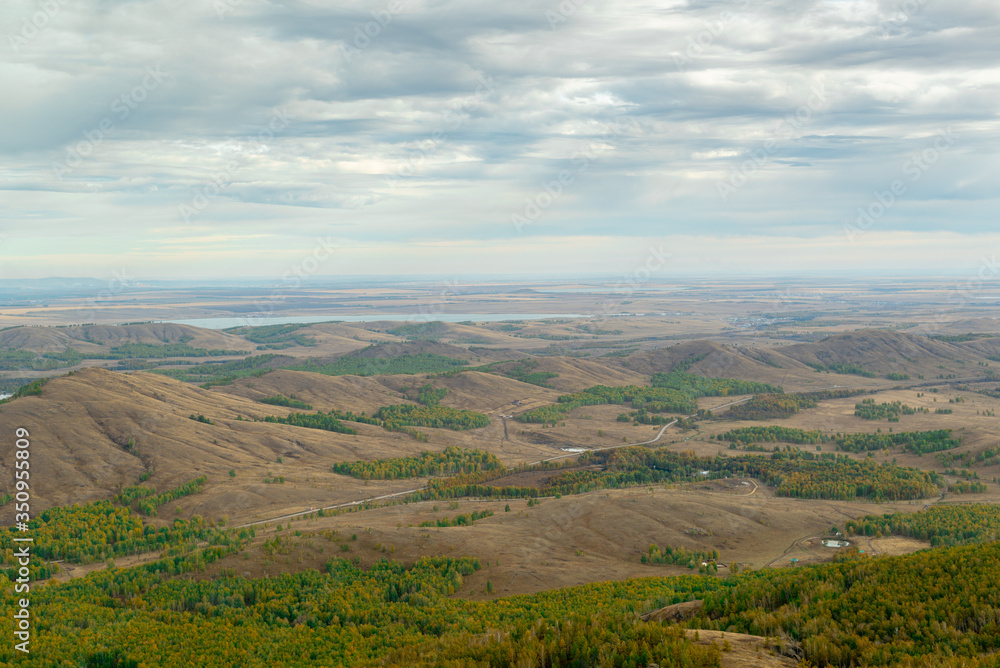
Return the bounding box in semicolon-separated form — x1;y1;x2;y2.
3;277;1000;666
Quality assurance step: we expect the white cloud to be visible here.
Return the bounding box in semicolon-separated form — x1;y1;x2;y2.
1;0;998;279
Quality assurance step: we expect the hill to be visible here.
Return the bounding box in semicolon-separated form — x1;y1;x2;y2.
778;329;975;376
0;368;489;520
335;339;514;364
614;340;795;383
0;323;251;353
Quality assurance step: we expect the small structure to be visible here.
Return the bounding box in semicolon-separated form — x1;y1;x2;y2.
823;539;850;548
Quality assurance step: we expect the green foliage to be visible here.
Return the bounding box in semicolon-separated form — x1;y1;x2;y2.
0;343;246;370
0;553;727;666
0;377;49;403
477;359;560;387
101;343;246;359
258;394;313;410
411;447;941;504
651;371;781;397
419;510;494;527
262;412;358;435
387;322;446;339
223;322;324;347
845;504;1000;547
517;373;783;425
136;476;207;517
642;544;719;570
887;372;910;380
0;349;76;371
928;333;995;342
948;480;988;494
723;393;814;420
854;398;921;421
0;500;251;579
689;541;1000;666
20;505;1000;667
373;404;490;431
115;485;156;506
151;354;283;387
414;383;448;406
721;426;828;445
332;447;503;480
725;389;870;420
836;429;959;455
290;352;469;377
807;361;877;377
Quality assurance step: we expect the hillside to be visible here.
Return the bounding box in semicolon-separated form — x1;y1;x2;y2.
0;368;499;520
614;340;799;383
779;329;976;376
0;322;251;353
335;339;514;364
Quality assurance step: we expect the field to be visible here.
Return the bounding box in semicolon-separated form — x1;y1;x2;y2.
5;277;1000;665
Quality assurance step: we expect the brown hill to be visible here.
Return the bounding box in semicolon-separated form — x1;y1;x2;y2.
336;340;517;364
0;323;251;353
511;356;649;392
393;371;562;412
0;367;485;521
243;322;400;356
777;329;973;376
952;335;1000;358
213;369;412;414
615;340;793;383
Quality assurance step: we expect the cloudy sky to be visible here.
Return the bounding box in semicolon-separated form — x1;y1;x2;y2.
1;0;998;280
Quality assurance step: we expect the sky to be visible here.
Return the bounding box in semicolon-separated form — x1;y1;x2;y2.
1;0;998;281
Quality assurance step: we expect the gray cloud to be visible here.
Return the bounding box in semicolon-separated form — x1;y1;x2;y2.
1;0;998;277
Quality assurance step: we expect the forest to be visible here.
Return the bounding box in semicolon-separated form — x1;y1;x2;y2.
854;399;923;421
0;499;251;579
397;447;942;504
845;503;1000;546
290;352;469;377
332;447;503;480
261;411;359;435
835;429;959;455
373;404;490;431
224;322;322;349
258;394;313;409
151;354;284;387
8;531;1000;666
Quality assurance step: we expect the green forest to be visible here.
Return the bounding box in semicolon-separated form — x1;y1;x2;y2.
290;352;469;377
8;524;1000;666
332;447;503;480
